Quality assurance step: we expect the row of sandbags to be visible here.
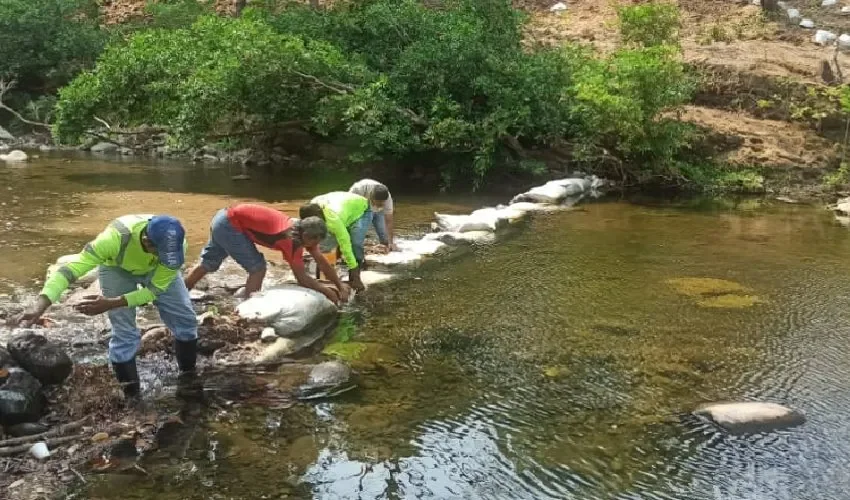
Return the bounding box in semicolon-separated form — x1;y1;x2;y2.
236;174;604;356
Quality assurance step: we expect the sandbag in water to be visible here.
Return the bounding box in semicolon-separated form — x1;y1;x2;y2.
237;285;337;338
424;230;496;246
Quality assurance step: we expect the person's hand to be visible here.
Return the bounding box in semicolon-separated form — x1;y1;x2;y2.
349;278;365;292
337;283;351;303
74;295;122;316
14;295;52;328
15;310;43;328
322;286;341;305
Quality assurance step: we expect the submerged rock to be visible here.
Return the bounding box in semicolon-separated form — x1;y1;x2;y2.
8;332;73;385
295;361;356;400
0;368;45;425
695;402;805;434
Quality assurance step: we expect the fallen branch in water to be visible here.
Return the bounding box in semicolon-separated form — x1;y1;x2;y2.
0;417;89;448
0;434;85;457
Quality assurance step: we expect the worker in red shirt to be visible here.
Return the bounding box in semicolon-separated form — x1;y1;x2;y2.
185;204;350;304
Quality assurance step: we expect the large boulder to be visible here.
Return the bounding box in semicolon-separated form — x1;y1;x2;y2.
0;149;28;162
90;141;119;154
236;285;337;338
0;347;15;368
695;401;806;434
8;332;73;385
0;367;45;425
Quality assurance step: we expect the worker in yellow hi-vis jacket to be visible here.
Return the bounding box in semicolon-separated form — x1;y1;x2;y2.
15;215;197;401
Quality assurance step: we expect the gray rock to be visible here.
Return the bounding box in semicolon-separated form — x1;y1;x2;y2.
7;332;73;385
0;368;45;425
695;401;805;434
90;142;119;154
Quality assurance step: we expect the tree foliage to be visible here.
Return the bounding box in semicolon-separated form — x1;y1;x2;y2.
53;0;695;188
0;0;106;94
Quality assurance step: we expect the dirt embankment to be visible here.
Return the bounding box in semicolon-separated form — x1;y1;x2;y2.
522;0;850;197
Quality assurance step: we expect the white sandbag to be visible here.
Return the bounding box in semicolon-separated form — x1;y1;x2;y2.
800;18;815;29
0;150;28;162
471;206;527;225
843;6;850;14
366;251;425;269
839;34;850;49
504;202;550;214
360;270;397;286
424;231;496;246
547;177;592;196
510;182;570;205
237;285;337;338
787;8;801;19
46;254;98;287
549;2;567;12
433;212;498;233
814;30;837;45
395;238;449;256
823;0;837;6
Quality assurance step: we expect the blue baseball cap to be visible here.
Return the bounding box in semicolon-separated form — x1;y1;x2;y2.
146;215;185;269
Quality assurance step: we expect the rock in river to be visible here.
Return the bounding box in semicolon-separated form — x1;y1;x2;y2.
295;361;356;400
0;368;45;425
695;401;805;434
8;332;73;385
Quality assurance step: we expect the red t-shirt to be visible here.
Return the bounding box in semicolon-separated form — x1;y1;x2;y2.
226;204;304;267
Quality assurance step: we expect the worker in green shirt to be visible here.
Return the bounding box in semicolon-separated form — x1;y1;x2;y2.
299;192;372;292
16;215;197;401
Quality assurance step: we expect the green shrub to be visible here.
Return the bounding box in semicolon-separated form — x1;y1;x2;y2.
617;1;680;47
54;0;696;189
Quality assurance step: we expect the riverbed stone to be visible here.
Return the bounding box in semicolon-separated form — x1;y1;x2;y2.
260;328;278;343
7;333;73;385
0;367;45;425
695;401;805;434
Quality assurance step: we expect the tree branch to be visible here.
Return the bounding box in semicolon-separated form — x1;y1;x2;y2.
0;79;52;131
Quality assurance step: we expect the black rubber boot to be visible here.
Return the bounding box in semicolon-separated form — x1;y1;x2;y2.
112;358;141;399
174;339;197;373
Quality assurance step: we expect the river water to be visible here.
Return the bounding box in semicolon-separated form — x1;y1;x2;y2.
3;157;850;499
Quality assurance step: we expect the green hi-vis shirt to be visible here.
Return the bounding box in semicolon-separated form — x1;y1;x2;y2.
310;192;368;270
41;214;188;307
